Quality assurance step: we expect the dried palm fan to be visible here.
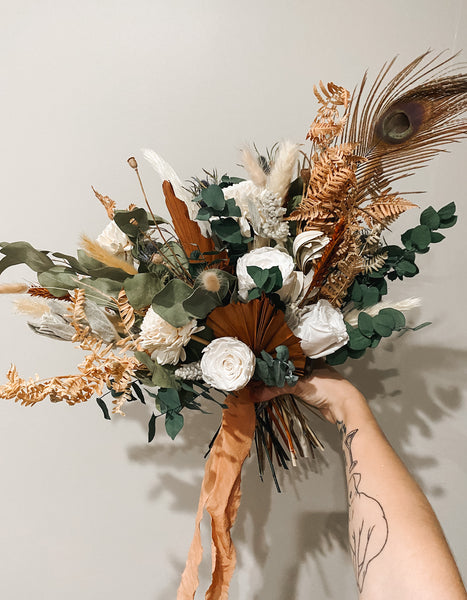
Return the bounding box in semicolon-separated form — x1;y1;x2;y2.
345;50;467;201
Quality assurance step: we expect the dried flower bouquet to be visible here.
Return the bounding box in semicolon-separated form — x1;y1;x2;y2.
0;51;466;598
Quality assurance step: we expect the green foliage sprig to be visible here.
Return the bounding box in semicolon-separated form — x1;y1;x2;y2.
254;345;298;387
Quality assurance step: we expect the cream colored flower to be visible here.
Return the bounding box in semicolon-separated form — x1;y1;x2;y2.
293;230;330;274
236;246;301;302
96;221;133;262
290;299;349;359
200;337;256;391
139;308;202;365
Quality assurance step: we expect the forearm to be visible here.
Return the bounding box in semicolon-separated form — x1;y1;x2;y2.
335;394;466;600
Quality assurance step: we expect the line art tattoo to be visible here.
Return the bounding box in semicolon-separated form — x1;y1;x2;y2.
337;420;389;592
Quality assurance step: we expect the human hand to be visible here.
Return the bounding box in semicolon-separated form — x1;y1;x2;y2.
250;361;365;424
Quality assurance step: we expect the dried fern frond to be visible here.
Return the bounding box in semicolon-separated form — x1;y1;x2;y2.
92;187;116;220
27;286;72;301
358;192;417;227
80;235;138;275
319;253;364;307
307;82;351;147
70;288;87;324
117;289;136;333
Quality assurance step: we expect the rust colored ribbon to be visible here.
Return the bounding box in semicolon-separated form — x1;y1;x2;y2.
177;389;256;600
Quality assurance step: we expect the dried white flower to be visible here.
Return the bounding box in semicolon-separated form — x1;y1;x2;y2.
200;337;256;391
96;221;133;262
290;299;349;359
293;230;330;273
138;308;202;365
236;247;301;302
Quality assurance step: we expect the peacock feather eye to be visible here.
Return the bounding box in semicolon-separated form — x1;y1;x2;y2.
376;102;425;144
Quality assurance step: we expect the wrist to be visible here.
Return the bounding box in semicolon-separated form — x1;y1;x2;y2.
331;389;370;425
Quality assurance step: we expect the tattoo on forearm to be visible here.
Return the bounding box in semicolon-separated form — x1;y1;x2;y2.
337;421;389;593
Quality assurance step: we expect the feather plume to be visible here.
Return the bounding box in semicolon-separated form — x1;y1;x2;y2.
142;148;193;208
267;140;299;200
345;297;421;326
241;147;267;187
0;283;29;294
14;296;51;318
80;235;138;275
345;51;467;197
142;148;212;238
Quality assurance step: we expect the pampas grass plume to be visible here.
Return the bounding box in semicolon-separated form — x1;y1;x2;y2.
241;147;267;187
80;235;137;275
267;140;299;200
200;270;222;293
14;296;51;318
0;283;29;294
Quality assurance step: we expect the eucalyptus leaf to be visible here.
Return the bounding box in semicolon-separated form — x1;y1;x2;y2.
0;241;54;274
78;278;123;306
420;206;440;229
326;346;348;365
437;202;456;220
183;287;222;319
165;411;184;440
357;312;374;337
151;279;193;327
152;363;177;388
114;208;149;236
53;252;88;274
158;388;181;411
124;272;164;309
211;218;245;244
37;268;78;297
411;225;431;250
202;185;226;211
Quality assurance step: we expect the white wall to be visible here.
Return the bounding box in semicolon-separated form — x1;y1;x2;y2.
0;1;466;598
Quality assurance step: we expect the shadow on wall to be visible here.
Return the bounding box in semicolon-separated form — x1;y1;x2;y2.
124;341;466;598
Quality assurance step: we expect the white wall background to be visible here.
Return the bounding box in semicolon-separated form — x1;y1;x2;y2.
0;1;466;599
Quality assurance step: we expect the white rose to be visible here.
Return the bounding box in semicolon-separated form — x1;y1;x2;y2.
138;308;203;365
291;299;349;359
96;221;133;262
200;337;256;392
236;246;300;302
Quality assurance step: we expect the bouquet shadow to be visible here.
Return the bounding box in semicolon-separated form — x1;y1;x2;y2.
124;341;466;598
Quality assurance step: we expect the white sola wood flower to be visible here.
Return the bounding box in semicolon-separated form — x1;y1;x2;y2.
200;337;256;392
290;299;349;359
139;308;202;365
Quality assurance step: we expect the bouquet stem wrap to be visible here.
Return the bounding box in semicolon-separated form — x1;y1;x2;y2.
177;389;256;600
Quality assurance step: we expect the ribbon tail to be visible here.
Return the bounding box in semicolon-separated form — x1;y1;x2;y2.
177;391;256;600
